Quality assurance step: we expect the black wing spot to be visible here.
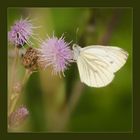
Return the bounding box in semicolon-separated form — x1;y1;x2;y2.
110;61;114;64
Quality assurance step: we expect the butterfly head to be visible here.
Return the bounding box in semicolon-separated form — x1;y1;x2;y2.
72;44;81;60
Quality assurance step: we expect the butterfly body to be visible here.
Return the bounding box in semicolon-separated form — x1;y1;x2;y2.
73;44;128;88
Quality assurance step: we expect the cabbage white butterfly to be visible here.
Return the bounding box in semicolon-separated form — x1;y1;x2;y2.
73;44;129;87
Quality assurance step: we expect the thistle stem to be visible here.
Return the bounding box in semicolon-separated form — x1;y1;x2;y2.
9;47;19;96
8;47;19;115
8;70;31;116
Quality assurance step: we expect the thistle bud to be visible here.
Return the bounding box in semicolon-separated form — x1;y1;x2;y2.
8;106;29;128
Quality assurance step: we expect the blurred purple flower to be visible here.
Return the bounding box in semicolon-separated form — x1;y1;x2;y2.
38;34;73;75
9;106;29;127
8;18;35;47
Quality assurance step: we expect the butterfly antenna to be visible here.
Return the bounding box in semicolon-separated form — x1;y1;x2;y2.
75;27;79;44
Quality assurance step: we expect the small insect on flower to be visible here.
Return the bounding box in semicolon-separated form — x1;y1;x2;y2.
38;34;73;76
22;47;39;71
8;18;36;48
8;106;29;128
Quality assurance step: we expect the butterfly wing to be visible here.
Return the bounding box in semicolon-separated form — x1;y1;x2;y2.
77;54;115;87
81;45;128;72
76;45;128;87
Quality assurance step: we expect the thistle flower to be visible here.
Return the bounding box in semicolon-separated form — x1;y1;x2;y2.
38;34;73;75
8;106;29;128
8;18;35;48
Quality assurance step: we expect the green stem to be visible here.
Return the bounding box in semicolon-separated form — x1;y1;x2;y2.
9;47;19;93
8;70;31;116
8;47;19;115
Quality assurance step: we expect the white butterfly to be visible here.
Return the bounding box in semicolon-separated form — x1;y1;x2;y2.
73;44;129;88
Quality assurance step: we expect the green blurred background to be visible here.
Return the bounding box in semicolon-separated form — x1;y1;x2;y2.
8;8;132;132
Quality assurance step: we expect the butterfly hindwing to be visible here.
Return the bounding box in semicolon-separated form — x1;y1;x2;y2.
77;53;114;87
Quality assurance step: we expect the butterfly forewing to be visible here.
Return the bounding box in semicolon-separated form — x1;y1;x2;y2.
80;45;128;72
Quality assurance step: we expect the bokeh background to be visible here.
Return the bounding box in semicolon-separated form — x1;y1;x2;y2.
8;8;132;132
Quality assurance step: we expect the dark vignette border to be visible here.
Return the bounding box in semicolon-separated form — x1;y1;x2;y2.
0;0;139;140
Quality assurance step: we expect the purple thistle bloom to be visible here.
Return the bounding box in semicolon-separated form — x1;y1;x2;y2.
38;34;73;75
9;106;29;127
8;18;35;47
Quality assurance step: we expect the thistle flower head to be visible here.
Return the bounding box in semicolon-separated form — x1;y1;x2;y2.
9;106;29;128
38;34;73;75
8;18;35;47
